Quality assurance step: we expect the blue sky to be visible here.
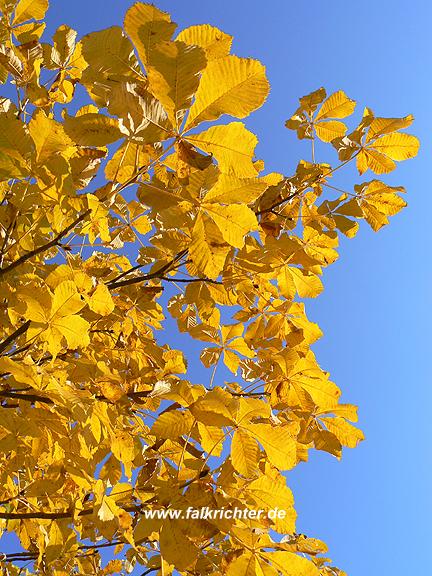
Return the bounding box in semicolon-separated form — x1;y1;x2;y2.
2;1;432;574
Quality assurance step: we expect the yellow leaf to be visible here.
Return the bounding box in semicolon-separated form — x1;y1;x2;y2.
51;280;85;318
98;494;120;522
231;429;259;477
88;284;115;316
289;267;323;298
53;315;90;350
202;203;258;249
151;410;194;439
13;0;48;25
185;55;269;129
204;173;267;204
197;423;225;456
247;475;296;532
372;132;419;161
133;214;152;234
262;551;319;576
108;84;171;142
187;122;258;178
146;40;206;127
123;2;176;66
356;148;395;175
245;423;296;470
0;114;33;167
80;26;139;79
315;90;356;121
159;519;198;571
63;112;123;146
320;416;364;448
314;120;347;143
189;214;230;279
105;142;152;183
177;24;232;61
226;553;258;576
190;388;236;427
111;431;135;467
366;114;414;142
29;110;73;162
45;521;64;563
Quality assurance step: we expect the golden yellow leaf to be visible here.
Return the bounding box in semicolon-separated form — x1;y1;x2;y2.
159;520;198;571
372;132;419;161
320;416;364;448
247;474;296;533
111;431;135;467
151;410;195;439
314;120;347;143
80;26;139;79
245;423;296;470
262;551;319;576
146;40;206;127
51;280;85;318
226;553;258;576
187;122;258;178
177;24;232;61
29;110;73;162
63;112;123;146
98;494;120;522
88;284;115;316
204;174;267;204
289;267;323;298
366;114;414;142
202;203;258;249
123;2;176;66
189;213;231;279
231;429;259;477
13;0;48;25
52;315;90;350
356;148;395;175
185;55;269;129
197;422;225;456
315;90;356;121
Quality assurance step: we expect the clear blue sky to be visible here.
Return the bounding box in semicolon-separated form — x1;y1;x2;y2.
3;1;432;574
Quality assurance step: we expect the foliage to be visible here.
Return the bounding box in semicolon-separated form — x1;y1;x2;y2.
0;1;419;575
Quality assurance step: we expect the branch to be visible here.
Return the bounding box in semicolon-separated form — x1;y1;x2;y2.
0;539;127;563
255;189;301;216
159;277;222;285
0;391;53;405
0;210;91;278
0;320;30;354
107;249;188;289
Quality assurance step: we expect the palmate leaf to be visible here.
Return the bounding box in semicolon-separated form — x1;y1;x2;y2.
0;1;420;575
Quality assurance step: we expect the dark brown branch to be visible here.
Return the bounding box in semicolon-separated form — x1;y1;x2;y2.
0;320;30;354
107;249;188;288
0;539;126;562
0;505;127;520
0;209;91;278
159;277;222;285
255;190;301;215
0;391;53;405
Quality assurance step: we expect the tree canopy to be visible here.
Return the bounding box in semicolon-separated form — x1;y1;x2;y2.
0;1;419;575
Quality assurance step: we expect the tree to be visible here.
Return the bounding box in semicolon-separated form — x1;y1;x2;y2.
0;1;419;574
